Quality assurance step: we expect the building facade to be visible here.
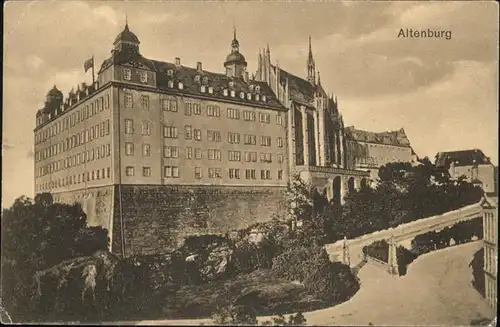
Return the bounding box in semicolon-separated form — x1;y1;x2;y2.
435;149;497;195
344;126;418;181
481;196;498;311
34;23;415;255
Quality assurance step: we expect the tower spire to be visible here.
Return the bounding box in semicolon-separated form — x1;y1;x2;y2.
125;14;128;28
307;36;316;85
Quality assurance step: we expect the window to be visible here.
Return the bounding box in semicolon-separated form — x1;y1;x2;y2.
185;147;193;159
163;126;178;138
277;137;284;148
125;166;134;176
105;120;110;135
106;144;111;156
244;134;256;145
194;167;203;179
142;144;151;157
194;148;202;159
185;103;192;115
260;135;271;147
164;166;180;178
277;154;284;163
194;129;202;141
261;169;271;180
167;69;174;77
167;80;174;88
208;149;221;161
208;168;222;178
229;168;240;179
230;90;236;97
243;110;256;121
260;153;272;163
228;150;241;162
169;100;178;112
223;89;229;96
164;146;179;158
142;166;151;177
227;108;240;120
277;115;283;125
141;95;149;110
193;103;201;115
140;71;148;83
105;94;110;109
185;125;192;139
207;130;222;142
141;121;151;135
125;142;134;156
125;119;134;134
259;112;271;123
123;68;132;80
228;132;240;144
247;93;252;100
124;93;133;108
178;82;184;90
207;105;220;117
245;169;256;180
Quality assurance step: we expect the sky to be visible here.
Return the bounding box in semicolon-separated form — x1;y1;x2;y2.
2;1;499;208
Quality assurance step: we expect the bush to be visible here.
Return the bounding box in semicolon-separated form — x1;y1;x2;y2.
271;245;359;303
362;240;389;263
396;246;419;276
228;241;274;276
411;218;483;255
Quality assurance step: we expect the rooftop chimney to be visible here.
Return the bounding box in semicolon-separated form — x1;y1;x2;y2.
197;62;202;71
175;57;181;67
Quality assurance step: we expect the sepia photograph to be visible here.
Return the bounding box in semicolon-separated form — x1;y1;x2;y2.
1;0;498;325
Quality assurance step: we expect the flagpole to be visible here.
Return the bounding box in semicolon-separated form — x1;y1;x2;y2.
91;55;95;85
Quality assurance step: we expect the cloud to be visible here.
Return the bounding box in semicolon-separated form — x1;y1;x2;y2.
26;55;44;70
93;5;118;26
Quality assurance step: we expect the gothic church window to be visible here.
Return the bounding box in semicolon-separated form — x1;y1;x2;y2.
140;71;148;83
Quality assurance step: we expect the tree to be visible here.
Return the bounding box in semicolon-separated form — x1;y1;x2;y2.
1;193;109;322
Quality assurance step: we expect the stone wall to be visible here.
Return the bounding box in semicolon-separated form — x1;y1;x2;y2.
111;184;286;256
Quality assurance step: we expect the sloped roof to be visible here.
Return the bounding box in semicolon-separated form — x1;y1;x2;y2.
344;126;412;147
435;149;492;167
272;65;316;105
98;47;283;110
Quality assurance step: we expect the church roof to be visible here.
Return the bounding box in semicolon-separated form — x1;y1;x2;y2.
344;126;412;147
435;149;492;167
272;65;316;105
224;52;247;66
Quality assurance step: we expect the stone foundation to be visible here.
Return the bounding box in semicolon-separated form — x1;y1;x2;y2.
111;184;286;257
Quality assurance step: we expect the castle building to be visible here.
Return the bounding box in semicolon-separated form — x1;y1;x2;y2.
435;149;497;195
344;126;419;181
34;23;413;256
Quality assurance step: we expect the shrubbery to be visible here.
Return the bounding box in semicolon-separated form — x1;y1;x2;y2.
271;245;359;303
396;246;419;276
362;240;390;263
411;218;483;255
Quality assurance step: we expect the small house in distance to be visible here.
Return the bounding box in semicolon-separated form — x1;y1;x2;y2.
435;149;497;195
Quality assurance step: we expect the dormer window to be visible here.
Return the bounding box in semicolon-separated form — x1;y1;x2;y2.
140;71;148;83
255;86;261;93
262;95;267;102
247;93;252;100
229;81;234;88
178;82;184;90
230;90;236;97
167;69;174;77
249;85;255;92
194;75;201;83
123;68;132;81
201;85;206;93
202;76;208;84
208;86;214;94
168;80;174;88
240;92;245;99
223;89;228;96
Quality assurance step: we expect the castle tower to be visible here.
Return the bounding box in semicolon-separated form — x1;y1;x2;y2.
224;29;247;78
113;19;140;54
307;36;316;85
